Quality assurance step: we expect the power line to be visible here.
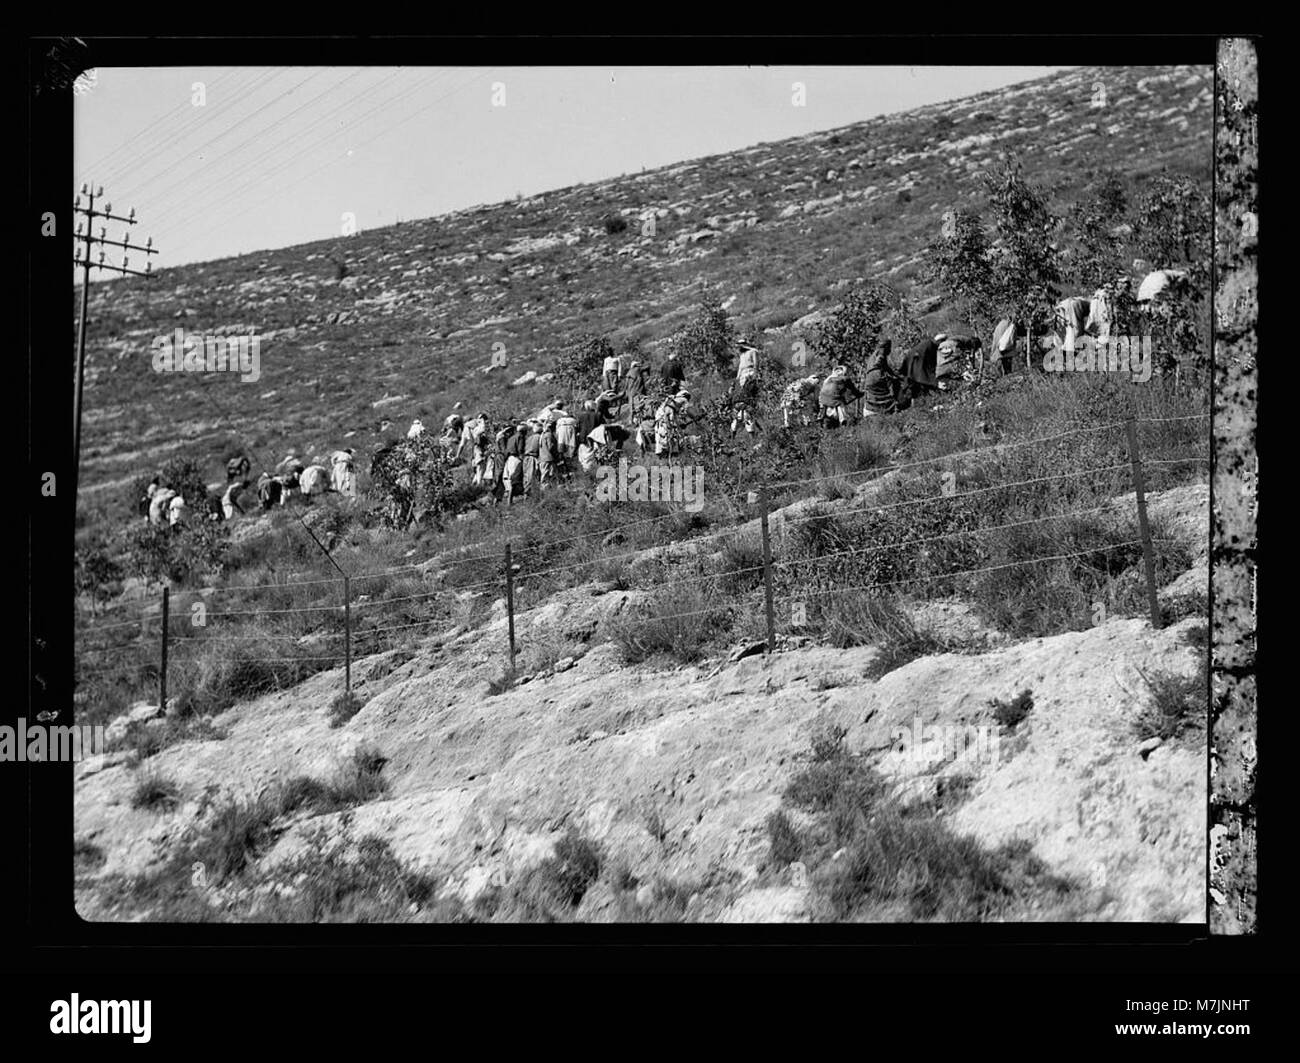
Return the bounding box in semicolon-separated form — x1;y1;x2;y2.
150;67;453;239
77;67;249;186
139;67;403;233
166;67;490;263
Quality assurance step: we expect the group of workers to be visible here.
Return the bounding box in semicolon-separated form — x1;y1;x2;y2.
139;447;359;529
426;352;702;506
139;273;1186;526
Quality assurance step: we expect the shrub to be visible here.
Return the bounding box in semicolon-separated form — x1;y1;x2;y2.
547;829;603;906
328;690;364;728
367;433;456;530
126;456;211;524
75;545;124;608
248;830;462;923
182;790;284;885
602;213;629;235
125;520;231;585
673;297;735;378
766;810;804;867
990;689;1034;729
553;333;614;397
130;767;181;812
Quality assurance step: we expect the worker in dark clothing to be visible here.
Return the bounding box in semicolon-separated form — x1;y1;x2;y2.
576;400;602;443
659;352;686;394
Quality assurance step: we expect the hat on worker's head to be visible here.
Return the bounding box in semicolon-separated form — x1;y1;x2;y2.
668;351;678;359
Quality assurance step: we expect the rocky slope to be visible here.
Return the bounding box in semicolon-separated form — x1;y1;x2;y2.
75;483;1207;922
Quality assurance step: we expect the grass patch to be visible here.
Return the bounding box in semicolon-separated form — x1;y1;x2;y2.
771;729;1080;921
474;828;604;922
606;585;737;665
989;689;1034;730
486;668;517;696
130;767;182;813
75;839;106;875
247;830;467;923
328;690;365;728
1132;664;1205;743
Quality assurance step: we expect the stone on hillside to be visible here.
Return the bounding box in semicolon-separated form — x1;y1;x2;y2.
511;370;538;387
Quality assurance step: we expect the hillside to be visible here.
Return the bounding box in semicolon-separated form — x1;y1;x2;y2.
76;63;1211;508
73;63;1213;923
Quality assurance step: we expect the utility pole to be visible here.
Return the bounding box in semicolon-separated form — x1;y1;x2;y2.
73;183;156;503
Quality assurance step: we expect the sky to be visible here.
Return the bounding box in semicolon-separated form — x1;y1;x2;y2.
74;66;1071;271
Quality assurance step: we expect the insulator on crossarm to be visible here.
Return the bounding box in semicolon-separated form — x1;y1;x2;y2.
95;186;103;197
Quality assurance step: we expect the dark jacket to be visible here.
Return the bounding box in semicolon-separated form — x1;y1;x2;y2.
626;366;648;399
507;428;527;459
660;359;686;387
576;409;601;444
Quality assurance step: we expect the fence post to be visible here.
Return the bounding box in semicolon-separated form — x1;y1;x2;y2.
343;575;352;693
759;487;776;654
159;586;169;713
1124;418;1162;629
504;541;517;672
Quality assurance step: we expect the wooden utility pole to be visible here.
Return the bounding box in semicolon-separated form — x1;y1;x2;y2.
759;487;776;654
159;586;170;713
504;542;517;672
1124;419;1162;629
73;184;156;504
343;575;353;693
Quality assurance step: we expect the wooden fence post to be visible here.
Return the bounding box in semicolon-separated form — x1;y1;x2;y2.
504;541;517;672
343;575;352;693
159;586;169;712
1124;418;1162;629
759;487;776;654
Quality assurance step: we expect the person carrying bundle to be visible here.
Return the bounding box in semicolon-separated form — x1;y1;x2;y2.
256;473;282;510
148;486;176;526
818;364;863;427
596;388;627;423
440;414;465;461
654;394;685;459
330;448;357;497
222;479;248;520
468;414;493;485
635;398;657;458
781;374;821;428
225;455;250;483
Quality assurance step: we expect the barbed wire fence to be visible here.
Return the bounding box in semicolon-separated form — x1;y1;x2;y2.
75;414;1209;712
